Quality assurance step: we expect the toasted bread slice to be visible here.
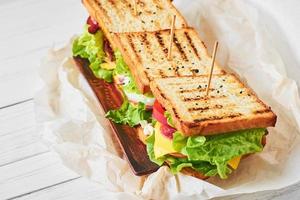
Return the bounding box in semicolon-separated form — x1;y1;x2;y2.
83;0;186;33
82;0;187;49
113;28;225;92
150;73;277;136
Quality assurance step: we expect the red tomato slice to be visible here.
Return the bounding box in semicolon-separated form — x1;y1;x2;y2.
153;100;165;114
160;123;176;139
152;108;168;125
86;16;99;34
152;100;168;125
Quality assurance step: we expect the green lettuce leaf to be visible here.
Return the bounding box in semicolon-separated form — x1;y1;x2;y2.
72;25;105;66
172;128;265;179
166;157;220;176
113;51;129;75
146;127;265;179
94;68;113;82
145;131;219;176
72;26;113;82
113;51;141;94
105;99;152;127
172;131;188;152
164;111;174;127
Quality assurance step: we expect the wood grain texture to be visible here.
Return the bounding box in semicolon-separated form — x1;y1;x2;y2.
0;0;87;108
16;178;111;200
0;152;79;200
74;57;159;176
0;98;82;200
0;100;48;166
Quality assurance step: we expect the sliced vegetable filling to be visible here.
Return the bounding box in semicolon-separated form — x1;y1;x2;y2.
72;25;154;127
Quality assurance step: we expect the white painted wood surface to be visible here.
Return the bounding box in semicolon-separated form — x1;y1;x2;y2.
0;0;299;199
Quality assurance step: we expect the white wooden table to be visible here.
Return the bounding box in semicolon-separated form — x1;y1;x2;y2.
1;0;300;199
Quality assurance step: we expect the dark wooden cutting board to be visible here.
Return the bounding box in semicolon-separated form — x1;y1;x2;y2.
74;57;159;176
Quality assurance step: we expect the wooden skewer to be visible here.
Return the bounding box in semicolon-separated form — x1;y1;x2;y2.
174;174;181;193
138;175;147;192
205;41;219;97
167;15;176;60
133;0;137;16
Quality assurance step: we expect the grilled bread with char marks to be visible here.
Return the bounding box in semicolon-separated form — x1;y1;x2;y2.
82;0;187;50
113;28;225;92
83;0;186;33
150;73;277;136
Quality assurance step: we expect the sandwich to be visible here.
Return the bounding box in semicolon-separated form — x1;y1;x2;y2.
72;0;277;180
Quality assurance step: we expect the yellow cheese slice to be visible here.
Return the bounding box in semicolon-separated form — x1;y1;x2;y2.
100;62;115;70
228;156;241;170
154;122;177;158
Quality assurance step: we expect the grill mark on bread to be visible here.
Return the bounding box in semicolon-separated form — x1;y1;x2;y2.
126;35;142;63
144;71;151;80
158;75;210;79
172;107;180;119
201;41;207;49
164;74;224;82
94;0;111;23
173;33;188;61
179;88;215;93
192;113;242;123
182;95;226;102
155;86;166;99
188;104;223;112
184;31;200;60
160;92;166;99
154;31;168;57
253;109;271;114
140;33;152;58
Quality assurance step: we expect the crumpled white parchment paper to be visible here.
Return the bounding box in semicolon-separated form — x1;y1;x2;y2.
35;0;300;199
